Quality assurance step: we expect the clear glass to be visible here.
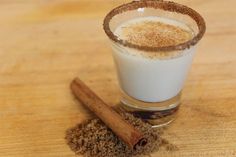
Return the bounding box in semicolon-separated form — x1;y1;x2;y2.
103;1;206;127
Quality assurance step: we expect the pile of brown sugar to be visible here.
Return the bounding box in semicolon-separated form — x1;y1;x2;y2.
65;112;178;157
120;20;192;47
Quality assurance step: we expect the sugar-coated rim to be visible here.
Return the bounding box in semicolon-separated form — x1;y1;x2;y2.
103;0;206;52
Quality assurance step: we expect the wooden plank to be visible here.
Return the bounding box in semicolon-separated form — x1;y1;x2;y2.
0;0;235;156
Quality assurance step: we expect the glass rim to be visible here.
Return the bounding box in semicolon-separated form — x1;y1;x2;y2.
103;0;206;52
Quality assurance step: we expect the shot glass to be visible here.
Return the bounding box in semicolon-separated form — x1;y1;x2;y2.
103;0;206;127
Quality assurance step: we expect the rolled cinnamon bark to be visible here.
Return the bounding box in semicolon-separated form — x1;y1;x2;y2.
70;78;147;149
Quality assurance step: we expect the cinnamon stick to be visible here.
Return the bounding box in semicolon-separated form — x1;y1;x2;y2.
70;78;147;149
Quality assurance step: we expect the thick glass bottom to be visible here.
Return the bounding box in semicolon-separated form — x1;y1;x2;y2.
119;91;181;127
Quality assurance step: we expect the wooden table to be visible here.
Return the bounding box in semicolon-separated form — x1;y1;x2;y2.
0;0;235;156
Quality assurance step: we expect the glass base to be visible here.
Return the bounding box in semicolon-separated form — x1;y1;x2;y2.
119;91;181;127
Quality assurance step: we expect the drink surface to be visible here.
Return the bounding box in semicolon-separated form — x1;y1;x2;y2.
115;16;193;48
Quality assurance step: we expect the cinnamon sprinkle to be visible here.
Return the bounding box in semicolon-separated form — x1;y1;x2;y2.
120;20;193;48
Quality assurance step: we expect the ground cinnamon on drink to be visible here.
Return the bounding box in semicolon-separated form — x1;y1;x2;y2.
118;19;193;48
65;112;178;157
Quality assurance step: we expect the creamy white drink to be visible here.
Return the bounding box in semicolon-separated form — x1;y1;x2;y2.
112;17;195;102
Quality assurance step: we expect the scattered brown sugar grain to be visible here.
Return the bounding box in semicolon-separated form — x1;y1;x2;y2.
120;20;192;48
65;112;178;157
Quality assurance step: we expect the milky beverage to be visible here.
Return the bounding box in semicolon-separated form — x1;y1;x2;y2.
112;16;195;102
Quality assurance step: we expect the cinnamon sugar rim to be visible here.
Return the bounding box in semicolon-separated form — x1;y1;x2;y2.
103;0;206;52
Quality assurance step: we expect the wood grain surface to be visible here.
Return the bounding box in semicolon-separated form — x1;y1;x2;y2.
0;0;236;156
